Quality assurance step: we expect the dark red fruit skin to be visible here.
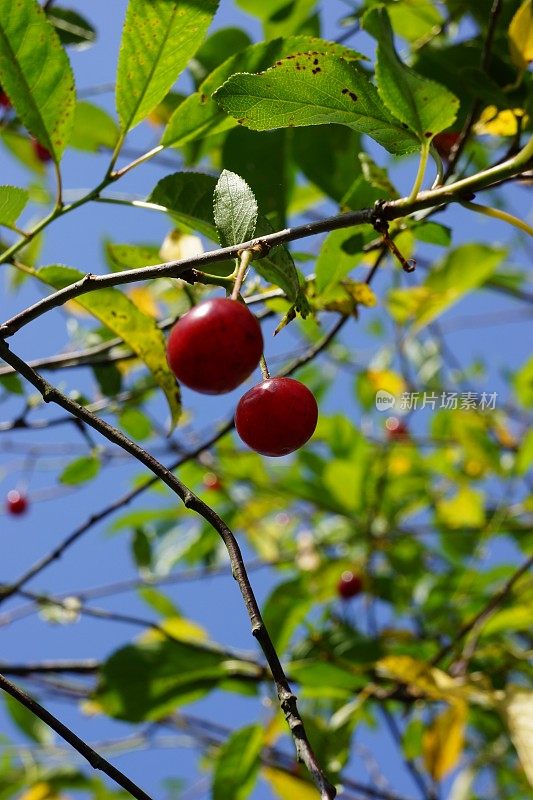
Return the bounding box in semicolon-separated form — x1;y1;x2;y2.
32;139;52;163
386;417;409;440
0;90;11;108
6;490;28;516
433;132;460;161
337;571;363;600
235;377;318;457
166;298;263;395
203;472;222;491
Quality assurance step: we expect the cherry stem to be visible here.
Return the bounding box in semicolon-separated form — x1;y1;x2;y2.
231;249;254;301
260;355;270;380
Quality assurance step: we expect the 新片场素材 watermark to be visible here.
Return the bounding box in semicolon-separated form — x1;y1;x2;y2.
375;390;497;412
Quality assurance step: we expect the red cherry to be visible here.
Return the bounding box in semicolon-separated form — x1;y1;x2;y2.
337;571;363;600
203;472;222;491
235;377;318;457
31;139;52;163
6;490;28;516
166;298;263;394
386;416;409;439
0;90;11;108
433;132;460;161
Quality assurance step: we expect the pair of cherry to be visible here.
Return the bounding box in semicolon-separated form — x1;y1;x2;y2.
166;298;318;457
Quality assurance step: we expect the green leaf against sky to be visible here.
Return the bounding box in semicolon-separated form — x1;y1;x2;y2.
47;7;96;48
36;266;181;428
59;454;101;485
162;35;364;147
0;0;75;159
213;52;420;155
70;101;119;152
387;244;506;331
116;0;219;132
314;228;366;293
0;186;28;228
214;170;258;247
212;724;263;800
363;7;459;141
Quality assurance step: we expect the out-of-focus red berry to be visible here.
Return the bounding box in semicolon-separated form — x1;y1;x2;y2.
433;132;460;160
337;571;363;600
6;490;28;516
0;90;11;108
202;472;222;491
386;416;409;439
32;139;53;163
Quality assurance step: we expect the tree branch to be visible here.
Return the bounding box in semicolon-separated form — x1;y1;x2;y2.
0;340;337;800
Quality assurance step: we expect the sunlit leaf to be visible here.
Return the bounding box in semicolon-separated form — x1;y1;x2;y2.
116;0;219;132
509;0;533;71
423;702;467;781
500;687;533;787
263;767;318;800
59;454;100;485
0;0;75;159
0;186;28;228
212;724;263;800
213;169;257;247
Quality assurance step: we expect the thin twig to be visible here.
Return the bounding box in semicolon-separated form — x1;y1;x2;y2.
0;341;337;800
0;672;153;800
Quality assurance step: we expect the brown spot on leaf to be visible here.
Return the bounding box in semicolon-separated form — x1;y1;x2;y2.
425;131;433;138
313;58;319;65
312;67;321;74
342;88;349;94
348;91;357;102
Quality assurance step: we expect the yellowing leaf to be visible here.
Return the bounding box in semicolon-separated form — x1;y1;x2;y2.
500;687;533;786
159;229;204;262
423;702;467;781
19;783;58;800
262;767;319;800
127;286;160;318
367;369;405;398
475;105;529;136
376;656;466;702
140;615;207;643
436;486;486;529
509;0;533;71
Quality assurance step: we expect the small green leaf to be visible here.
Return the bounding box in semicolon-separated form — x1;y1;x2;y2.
212;724;263;800
105;242;161;271
413;221;452;247
116;0;219;132
0;186;28;227
315;228;365;293
0;373;24;395
119;407;152;441
4;694;54;745
132;528;152;570
0;0;76;160
363;7;459;141
252;215;304;307
36;265;181;428
94;640;227;722
214;169;258;247
47;7;96;48
387;244;506;331
70;102;119;152
214;53;419;155
262;579;311;654
60;455;101;485
513;354;533;409
148;172;220;241
436;486;486;530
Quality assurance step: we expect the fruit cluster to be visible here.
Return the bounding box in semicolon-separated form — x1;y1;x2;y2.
166;297;318;457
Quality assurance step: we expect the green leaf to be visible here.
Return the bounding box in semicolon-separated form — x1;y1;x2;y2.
0;373;24;395
94;640;227;722
413;221;452;247
315;228;365;293
292;125;362;203
70;101;119;152
363;7;459;141
387;244;506;331
47;7;96;49
212;724;263;800
119;407;152;441
0;186;28;227
60;455;101;485
4;694;54;745
36;265;181;428
148;172;220;240
213;53;419;155
105;242;161;271
0;0;75;160
252;215;303;307
189;26;251;85
214;169;258;247
162;35;365;148
116;0;219;132
513;355;533;409
131;528;152;570
262;579;311;654
436;486;486;530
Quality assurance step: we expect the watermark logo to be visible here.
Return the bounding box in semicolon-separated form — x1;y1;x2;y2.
375;390;396;411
